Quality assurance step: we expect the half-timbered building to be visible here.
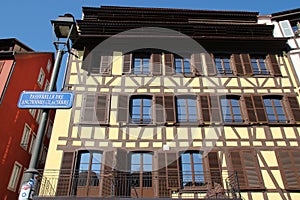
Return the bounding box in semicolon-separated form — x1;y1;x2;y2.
38;6;300;200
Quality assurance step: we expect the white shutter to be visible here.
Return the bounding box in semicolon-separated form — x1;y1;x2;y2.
279;20;294;37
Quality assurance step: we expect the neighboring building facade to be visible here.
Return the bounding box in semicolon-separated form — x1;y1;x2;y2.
0;38;55;199
40;6;300;200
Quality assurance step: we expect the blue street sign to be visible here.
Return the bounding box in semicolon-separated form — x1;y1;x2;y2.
18;91;74;109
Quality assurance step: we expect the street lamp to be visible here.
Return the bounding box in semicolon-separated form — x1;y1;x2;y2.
19;14;77;200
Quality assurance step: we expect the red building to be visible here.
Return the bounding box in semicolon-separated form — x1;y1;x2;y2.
0;38;55;199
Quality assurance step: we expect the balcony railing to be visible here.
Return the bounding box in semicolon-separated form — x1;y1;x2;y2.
33;170;241;199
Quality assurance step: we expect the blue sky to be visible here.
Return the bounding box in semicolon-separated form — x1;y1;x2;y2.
0;0;299;52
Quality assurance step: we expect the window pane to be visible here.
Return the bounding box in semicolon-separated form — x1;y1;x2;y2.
183;59;191;74
142;58;150;74
131;154;140;165
175;58;182;73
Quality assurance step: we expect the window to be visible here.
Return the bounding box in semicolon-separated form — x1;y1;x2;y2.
36;109;42;124
130;96;152;124
131;152;152;187
29;109;36;118
214;56;232;74
20;124;31;150
279;20;295;37
29;134;36;154
229;150;263;189
263;97;286;123
181;152;204;187
220;97;242;123
77;151;102;190
277;150;300;190
81;94;109;123
44;80;50;91
176;96;198;123
133;54;151;75
174;56;191;74
250;56;269;75
7;162;22;191
46;59;51;72
37;68;45;87
82;49;112;74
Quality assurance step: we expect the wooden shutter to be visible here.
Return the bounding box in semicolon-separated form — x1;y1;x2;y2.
210;96;222;123
157;152;168;197
204;53;216;76
287;96;300;122
151;53;162;75
165;53;174;75
155;95;165;124
199;95;211;123
277;150;300;190
241;54;253;75
244;96;257;123
253;96;268;123
157;152;180;197
82;94;96;122
101;151;115;197
207;152;221;185
100;55;112;74
164;95;176;123
115;149;130;197
230;150;262;189
96;95;109;123
267;54;281;76
117;95;129;122
56;152;75;196
123;54;132;74
232;54;244;75
191;53;203;75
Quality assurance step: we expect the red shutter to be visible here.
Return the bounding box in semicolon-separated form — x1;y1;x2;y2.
158;152;168;197
241;54;253;75
56;152;75;196
205;53;216;76
287;96;300;122
166;153;180;189
151;53;162;75
123;54;132;74
165;54;174;75
244;96;257;123
117;95;129;122
232;54;244;75
210;96;221;123
253;96;267;123
191;53;203;75
268;54;281;76
164;95;176;123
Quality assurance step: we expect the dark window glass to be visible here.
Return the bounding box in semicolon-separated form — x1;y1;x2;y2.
264;98;286;122
131;153;152;187
221;98;242;123
133;55;150;74
130;96;152;124
181;152;204;187
176;97;198;123
78;152;102;187
215;56;232;74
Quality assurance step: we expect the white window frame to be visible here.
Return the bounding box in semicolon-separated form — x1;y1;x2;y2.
20;124;31;150
29;109;36;118
44;80;50;91
37;68;45;88
7;162;22;192
36;109;42;124
29;133;36;154
46;59;51;72
279;20;295;37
